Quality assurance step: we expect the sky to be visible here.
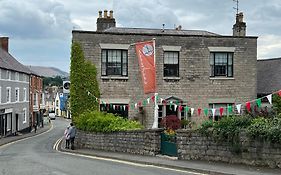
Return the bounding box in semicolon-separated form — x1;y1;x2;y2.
0;0;281;72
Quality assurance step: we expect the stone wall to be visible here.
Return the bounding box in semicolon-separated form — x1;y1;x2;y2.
177;130;281;168
75;129;163;156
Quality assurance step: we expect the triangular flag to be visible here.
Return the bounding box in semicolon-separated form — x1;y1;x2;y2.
143;99;147;106
179;106;183;112
198;108;201;116
127;105;130;110
219;107;224;116
134;103;138;109
151;95;155;102
212;108;216;117
228;105;233;114
279;90;281;97
175;100;179;105
266;94;272;104
147;98;150;104
184;106;189;113
113;105;116;109
169;101;173;110
246;102;251;112
204;108;208;116
160;98;164;103
174;104;177;111
256;98;261;108
236;104;241;114
191;108;194;116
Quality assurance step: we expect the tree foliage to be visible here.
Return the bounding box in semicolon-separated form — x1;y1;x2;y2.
70;42;100;121
43;76;63;87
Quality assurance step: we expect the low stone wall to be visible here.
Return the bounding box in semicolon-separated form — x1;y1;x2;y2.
177;130;281;168
75;129;163;156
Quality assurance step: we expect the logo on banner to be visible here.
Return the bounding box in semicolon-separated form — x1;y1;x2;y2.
142;44;154;56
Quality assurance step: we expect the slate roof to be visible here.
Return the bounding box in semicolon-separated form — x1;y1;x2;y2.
257;58;281;94
0;47;31;74
103;27;220;36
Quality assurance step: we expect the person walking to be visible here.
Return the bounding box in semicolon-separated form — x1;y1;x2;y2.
68;123;77;150
64;126;70;149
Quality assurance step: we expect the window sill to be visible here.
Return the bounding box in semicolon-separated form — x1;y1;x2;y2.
209;77;235;80
163;77;181;80
101;76;128;80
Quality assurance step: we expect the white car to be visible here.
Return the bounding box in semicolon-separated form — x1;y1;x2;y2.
49;112;56;120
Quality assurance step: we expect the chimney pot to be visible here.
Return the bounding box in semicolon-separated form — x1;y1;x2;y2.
98;11;102;18
109;10;113;19
104;10;108;18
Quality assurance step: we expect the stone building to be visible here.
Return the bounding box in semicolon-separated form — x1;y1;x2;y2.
0;37;31;136
72;10;257;128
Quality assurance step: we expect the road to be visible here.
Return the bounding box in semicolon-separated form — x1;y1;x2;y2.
0;118;204;175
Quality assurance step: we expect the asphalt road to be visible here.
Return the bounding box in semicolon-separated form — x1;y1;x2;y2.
0;118;203;175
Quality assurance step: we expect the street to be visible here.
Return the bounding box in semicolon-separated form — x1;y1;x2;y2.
0;118;205;175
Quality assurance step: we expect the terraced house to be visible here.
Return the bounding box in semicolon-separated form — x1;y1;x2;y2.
0;37;31;136
72;11;257;128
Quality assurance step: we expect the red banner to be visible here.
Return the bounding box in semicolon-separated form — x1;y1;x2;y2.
135;40;156;94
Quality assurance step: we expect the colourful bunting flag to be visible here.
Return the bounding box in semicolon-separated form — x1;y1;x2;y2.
219;107;224;116
191;108;194;116
204;108;208;116
256;98;261;108
212;108;216;118
198;108;201;116
266;94;272;104
279;90;281;97
228;105;233;114
236;104;241;114
246;102;251;112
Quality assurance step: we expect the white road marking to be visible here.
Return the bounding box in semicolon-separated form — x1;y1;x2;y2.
54;138;209;175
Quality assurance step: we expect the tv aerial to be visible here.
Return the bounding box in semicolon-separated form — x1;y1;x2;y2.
233;0;239;14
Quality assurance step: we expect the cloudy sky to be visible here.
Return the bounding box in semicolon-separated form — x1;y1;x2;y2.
0;0;281;72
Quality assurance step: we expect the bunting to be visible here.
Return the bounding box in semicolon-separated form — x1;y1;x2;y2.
87;89;281;118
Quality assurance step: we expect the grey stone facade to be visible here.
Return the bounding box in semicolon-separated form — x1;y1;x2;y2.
72;12;257;128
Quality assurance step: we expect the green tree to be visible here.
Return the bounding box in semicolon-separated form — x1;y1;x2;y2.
43;76;63;87
70;42;100;121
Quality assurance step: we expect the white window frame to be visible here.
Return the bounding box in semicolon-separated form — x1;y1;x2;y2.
15;72;19;81
23;108;27;123
15;87;19;102
6;87;11;103
23;88;27;101
7;70;11;80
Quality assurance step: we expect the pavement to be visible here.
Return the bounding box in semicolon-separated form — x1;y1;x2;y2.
1;123;281;175
58;140;281;175
0;123;51;147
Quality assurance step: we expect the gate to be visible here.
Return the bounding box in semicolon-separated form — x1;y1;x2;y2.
160;132;177;156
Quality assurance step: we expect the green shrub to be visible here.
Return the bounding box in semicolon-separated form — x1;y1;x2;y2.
246;117;271;141
246;116;281;143
75;110;144;132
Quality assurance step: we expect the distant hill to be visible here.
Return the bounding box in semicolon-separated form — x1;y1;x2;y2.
27;65;69;78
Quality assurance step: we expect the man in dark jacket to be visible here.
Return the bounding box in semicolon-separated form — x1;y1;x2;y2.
68;123;77;150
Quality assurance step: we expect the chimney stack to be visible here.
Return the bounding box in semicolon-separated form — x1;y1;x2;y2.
0;37;9;52
96;10;116;32
233;12;246;37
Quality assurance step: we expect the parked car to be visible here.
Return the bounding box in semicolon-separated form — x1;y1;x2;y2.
49;112;56;120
